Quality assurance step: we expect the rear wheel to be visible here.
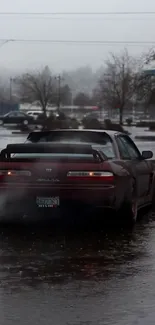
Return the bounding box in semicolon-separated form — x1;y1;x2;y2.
120;179;138;227
0;119;3;126
23;119;28;126
119;199;138;227
151;175;155;211
132;200;138;221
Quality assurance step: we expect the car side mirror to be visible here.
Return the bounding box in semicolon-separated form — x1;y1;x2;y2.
142;150;153;160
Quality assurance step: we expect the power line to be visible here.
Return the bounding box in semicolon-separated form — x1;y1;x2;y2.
1;38;155;45
0;16;154;21
0;11;155;15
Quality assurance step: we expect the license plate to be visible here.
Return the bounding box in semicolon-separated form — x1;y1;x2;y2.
36;196;60;208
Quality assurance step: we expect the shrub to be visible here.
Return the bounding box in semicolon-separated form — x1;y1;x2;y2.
136;121;155;129
104;119;112;125
69;118;79;129
149;122;155;131
126;118;132;126
57;111;67;120
104;120;130;134
19;124;30;132
41;115;55;130
82;118;103;129
136;121;148;127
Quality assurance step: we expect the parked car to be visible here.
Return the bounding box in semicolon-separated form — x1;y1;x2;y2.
0;111;34;126
27;111;42;120
0;129;154;226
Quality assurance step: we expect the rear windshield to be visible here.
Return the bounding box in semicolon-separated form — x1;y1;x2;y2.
26;131;115;159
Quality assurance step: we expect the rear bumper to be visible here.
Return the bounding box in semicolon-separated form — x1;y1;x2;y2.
0;185;116;218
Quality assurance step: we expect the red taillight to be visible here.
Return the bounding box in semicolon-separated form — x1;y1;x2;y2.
67;171;114;181
0;170;31;177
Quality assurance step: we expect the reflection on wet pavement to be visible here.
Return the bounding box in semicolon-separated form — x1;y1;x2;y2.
0;214;154;324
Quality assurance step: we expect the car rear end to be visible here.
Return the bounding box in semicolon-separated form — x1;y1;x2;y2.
0;143;116;222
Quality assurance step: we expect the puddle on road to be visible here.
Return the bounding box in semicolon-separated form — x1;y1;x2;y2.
0;213;152;291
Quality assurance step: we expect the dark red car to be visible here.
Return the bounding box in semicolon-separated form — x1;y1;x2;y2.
0;129;154;225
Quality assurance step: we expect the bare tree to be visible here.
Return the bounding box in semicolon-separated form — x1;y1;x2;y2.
134;50;155;115
0;86;9;101
17;66;56;116
99;49;137;124
0;80;11;102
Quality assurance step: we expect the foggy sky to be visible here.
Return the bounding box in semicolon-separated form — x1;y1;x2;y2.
0;0;155;75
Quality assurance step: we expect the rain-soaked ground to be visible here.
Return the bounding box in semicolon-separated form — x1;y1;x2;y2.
0;128;155;324
0;215;155;325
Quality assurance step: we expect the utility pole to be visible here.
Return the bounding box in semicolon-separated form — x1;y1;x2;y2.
55;75;64;112
10;77;13;102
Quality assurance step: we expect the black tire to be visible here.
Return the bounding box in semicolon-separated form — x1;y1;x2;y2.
118;178;138;227
118;199;138;227
0;119;4;126
150;175;155;212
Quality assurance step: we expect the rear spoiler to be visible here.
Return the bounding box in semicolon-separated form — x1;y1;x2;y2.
0;143;107;162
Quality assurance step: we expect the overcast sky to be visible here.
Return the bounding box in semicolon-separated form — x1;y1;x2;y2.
0;0;155;75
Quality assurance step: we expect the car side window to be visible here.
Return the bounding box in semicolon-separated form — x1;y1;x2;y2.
116;137;131;159
17;112;26;117
8;112;17;117
117;135;141;160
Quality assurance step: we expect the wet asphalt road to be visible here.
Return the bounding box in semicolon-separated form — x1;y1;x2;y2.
0;129;155;324
0;217;155;325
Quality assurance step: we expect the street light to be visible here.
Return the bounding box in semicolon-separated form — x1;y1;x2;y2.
9;77;17;102
55;75;64;112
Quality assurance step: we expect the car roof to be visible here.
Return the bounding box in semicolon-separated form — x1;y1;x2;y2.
29;129;124;136
61;129;122;135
